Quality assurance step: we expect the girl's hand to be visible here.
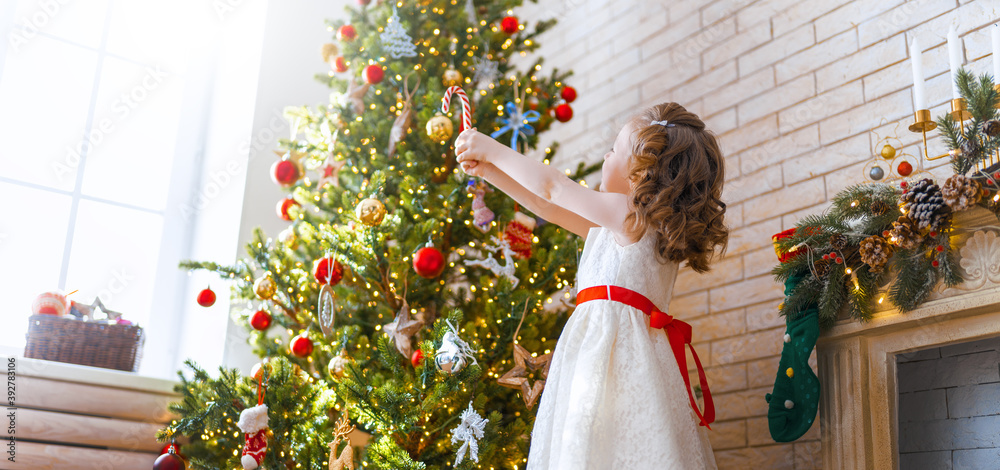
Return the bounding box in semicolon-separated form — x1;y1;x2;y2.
455;128;503;168
460;160;490;178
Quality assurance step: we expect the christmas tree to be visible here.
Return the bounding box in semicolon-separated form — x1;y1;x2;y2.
161;1;594;469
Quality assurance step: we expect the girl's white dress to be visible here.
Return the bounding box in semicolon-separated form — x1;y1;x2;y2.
526;226;717;469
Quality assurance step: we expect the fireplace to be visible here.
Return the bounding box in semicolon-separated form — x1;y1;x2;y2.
896;337;1000;469
816;208;1000;469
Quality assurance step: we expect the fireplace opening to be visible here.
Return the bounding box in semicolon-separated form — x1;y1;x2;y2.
896;336;1000;469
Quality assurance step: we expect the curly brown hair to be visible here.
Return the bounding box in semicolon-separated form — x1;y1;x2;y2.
624;102;728;273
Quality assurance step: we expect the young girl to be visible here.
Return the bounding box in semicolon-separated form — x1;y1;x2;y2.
456;102;728;469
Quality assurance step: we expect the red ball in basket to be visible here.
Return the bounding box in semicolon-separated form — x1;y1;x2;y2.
32;291;68;316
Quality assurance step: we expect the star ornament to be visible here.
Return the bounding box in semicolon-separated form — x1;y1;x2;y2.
319;156;345;188
497;343;552;408
382;299;422;357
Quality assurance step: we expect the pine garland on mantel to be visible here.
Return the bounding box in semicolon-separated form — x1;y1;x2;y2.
772;69;1000;329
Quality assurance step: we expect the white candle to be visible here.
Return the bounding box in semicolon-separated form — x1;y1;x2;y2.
947;24;963;99
910;38;927;110
992;24;1000;82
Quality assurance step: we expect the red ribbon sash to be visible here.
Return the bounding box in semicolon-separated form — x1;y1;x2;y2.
576;285;715;429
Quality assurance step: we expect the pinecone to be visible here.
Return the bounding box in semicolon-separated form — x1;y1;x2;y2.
870;199;892;216
982;119;1000;138
830;233;848;251
812;259;831;278
960;138;980;157
888;216;923;249
941;174;983;211
859;236;893;272
901;178;952;232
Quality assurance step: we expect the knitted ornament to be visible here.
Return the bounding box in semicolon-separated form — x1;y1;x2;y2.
982;119;1000;138
503;212;536;259
901;178;951;232
237;404;269;469
468;180;494;232
888;216;922;250
859;235;893;272
941;174;982;211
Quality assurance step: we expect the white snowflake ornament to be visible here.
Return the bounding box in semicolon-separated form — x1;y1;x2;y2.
451;401;488;465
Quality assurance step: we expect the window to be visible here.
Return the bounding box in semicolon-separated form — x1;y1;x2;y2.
0;0;264;377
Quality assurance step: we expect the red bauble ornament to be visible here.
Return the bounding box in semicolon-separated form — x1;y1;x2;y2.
290;334;314;357
554;103;573;122
271;159;301;187
413;246;446;278
313;257;344;285
936;245;944;252
250;310;272;330
159;442;184;457
276;198;299;221
196;287;216;307
561;86;577;103
338;24;357;41
363;64;384;85
251;361;270;381
153;448;186;470
897;161;913;177
932;260;940;267
333;56;349;73
500;16;519;34
411;349;424;367
357;0;371;5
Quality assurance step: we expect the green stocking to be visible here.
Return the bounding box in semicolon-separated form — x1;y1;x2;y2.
765;274;820;442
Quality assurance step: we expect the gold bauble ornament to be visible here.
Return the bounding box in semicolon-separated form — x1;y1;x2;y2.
328;351;352;379
320;43;340;63
426;114;454;141
442;68;464;87
355;198;387;226
254;276;276;300
278;228;299;250
880;144;896;160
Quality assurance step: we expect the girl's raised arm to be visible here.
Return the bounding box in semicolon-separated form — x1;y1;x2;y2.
456;129;629;234
469;162;596;238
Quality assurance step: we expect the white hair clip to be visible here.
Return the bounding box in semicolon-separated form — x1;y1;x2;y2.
650;120;675;128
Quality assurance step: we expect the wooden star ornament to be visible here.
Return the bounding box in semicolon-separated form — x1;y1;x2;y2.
319;156;345;188
497;343;552;409
383;299;422;357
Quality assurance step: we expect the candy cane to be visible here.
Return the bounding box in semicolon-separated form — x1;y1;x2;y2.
441;86;472;133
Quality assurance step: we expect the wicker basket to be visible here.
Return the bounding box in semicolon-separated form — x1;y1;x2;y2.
24;315;144;372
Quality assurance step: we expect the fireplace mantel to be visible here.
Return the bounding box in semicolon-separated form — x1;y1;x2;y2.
816;208;1000;469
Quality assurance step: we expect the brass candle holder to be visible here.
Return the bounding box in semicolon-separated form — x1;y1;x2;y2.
908;109;937;160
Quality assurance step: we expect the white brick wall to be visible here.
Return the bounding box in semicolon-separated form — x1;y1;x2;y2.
518;0;1000;468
